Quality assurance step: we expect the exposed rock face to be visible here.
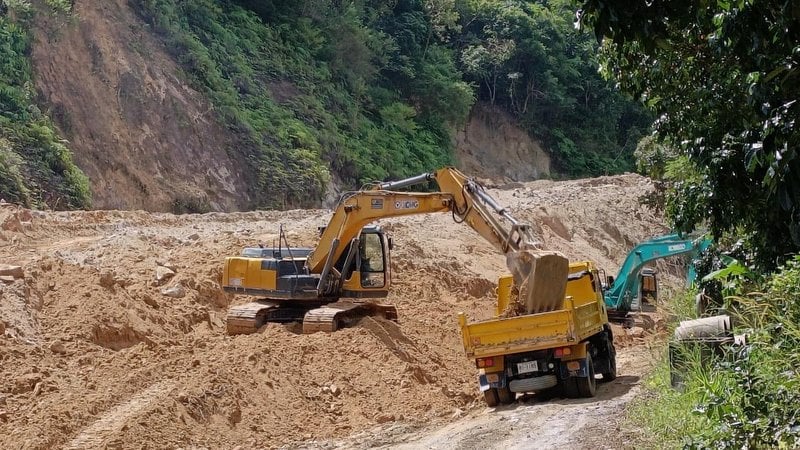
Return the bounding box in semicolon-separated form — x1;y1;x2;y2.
454;103;552;183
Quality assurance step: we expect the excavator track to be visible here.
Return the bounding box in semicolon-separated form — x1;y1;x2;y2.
226;301;278;335
303;301;398;334
226;301;312;335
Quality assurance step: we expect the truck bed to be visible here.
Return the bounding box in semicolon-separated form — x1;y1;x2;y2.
458;296;606;359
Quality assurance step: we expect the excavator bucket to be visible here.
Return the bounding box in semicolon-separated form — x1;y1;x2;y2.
506;250;570;315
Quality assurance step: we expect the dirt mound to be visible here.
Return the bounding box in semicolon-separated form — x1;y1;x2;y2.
0;174;667;448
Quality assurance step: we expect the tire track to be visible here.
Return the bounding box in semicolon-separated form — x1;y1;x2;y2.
64;381;175;450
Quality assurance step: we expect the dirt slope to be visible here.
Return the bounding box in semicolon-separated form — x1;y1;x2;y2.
0;174;664;449
31;0;253;211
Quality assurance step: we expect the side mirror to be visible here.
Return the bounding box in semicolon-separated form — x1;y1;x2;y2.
387;237;394;251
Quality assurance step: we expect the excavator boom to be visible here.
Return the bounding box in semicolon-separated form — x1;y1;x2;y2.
306;167;539;273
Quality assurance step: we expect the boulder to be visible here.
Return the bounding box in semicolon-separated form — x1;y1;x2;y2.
155;266;176;285
161;284;186;298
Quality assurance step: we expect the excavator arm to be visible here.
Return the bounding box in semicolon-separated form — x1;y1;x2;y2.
305;167;569;315
306;167;540;275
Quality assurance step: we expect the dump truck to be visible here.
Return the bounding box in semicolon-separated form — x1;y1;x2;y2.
459;261;616;406
459;233;710;406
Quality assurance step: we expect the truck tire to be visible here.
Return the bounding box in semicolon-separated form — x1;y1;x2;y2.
498;386;515;404
576;353;597;397
600;342;617;382
483;388;500;407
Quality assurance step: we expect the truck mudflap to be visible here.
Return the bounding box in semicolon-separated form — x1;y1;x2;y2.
559;358;589;378
478;372;508;392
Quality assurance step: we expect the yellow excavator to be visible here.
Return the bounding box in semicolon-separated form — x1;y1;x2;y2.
222;167;569;334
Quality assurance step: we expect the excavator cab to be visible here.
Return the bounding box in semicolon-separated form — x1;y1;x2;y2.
640;268;658;310
340;226;391;296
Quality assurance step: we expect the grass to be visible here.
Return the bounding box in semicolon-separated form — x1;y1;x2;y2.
624;261;800;448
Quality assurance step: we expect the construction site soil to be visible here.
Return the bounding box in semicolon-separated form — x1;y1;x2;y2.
0;174;668;449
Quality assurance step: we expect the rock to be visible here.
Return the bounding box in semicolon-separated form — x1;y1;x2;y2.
141;293;159;309
375;413;395;424
330;384;341;396
99;270;117;288
155;260;178;271
627;326;646;338
0;275;14;284
155;266;176;285
0;410;7;422
50;341;67;354
206;311;224;329
0;321;5;335
451;408;464;419
198;279;228;308
161;284;186;298
0;264;23;279
187;233;200;241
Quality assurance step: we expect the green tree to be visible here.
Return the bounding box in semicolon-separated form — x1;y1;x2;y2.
578;0;800;269
456;0;651;176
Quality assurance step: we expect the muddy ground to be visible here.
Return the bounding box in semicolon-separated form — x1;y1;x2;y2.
0;174;668;449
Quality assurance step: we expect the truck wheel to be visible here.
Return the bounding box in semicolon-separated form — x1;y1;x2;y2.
601;342;617;382
576;353;597;398
483;388;500;407
497;386;515;404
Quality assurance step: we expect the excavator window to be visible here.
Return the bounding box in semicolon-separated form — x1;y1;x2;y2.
360;232;386;288
360;233;385;272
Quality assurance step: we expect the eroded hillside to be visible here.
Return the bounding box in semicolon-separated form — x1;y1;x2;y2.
31;0;253;211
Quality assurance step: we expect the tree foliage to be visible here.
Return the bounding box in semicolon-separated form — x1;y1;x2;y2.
578;0;800;269
455;0;651;176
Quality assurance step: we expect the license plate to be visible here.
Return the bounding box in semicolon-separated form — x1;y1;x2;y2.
517;360;538;374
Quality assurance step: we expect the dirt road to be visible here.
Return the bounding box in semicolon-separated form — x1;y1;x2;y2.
0;174;665;449
301;343;653;450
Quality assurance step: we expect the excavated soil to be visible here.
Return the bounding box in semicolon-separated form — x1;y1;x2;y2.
0;174;666;449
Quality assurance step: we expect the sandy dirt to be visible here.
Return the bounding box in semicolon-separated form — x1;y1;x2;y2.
0;174;666;449
307;343;658;450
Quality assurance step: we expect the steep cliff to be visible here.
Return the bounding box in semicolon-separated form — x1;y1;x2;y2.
30;0;253;211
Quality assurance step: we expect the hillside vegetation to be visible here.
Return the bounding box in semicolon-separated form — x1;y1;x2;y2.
0;0;648;209
0;3;90;209
129;0;648;207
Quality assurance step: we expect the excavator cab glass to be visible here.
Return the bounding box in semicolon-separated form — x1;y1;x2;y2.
640;268;658;305
359;232;386;288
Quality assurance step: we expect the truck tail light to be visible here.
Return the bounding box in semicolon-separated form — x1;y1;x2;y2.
476;357;494;368
554;347;572;358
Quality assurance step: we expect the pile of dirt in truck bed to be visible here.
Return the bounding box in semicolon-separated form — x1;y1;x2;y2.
0;174;666;449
